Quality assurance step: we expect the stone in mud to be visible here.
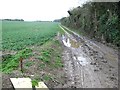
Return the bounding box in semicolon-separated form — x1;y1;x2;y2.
64;76;68;78
101;60;107;63
90;53;94;56
71;86;76;88
99;56;104;59
95;58;98;60
94;69;99;72
109;65;114;68
112;74;115;76
93;51;98;54
109;76;117;81
99;67;102;70
96;65;99;67
90;62;97;65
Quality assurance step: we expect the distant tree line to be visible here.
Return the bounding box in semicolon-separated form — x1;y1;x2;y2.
53;19;60;22
60;2;120;47
36;20;53;22
2;19;24;21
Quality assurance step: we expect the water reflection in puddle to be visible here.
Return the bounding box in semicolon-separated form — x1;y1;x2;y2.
62;35;81;48
62;38;71;47
77;56;88;66
73;56;88;66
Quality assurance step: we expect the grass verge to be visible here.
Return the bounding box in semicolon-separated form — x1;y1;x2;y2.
2;36;65;88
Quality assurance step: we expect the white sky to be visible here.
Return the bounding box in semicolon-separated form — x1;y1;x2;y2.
0;0;89;21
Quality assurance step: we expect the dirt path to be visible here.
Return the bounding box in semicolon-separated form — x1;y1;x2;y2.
59;25;118;88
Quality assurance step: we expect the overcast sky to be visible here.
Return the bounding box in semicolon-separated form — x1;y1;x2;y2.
0;0;89;21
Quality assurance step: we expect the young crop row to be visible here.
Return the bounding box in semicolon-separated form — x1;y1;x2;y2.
2;21;61;50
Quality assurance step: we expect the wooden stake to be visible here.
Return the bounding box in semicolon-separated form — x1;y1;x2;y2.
20;57;23;72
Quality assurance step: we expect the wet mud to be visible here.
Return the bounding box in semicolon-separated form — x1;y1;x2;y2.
59;26;118;88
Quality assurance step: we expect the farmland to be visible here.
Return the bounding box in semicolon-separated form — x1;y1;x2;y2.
2;21;61;50
1;1;119;88
1;21;66;88
1;20;118;88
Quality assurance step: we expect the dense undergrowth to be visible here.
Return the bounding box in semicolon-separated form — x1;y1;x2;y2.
61;2;120;47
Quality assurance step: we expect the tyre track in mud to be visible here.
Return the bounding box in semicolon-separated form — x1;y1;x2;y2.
59;25;118;88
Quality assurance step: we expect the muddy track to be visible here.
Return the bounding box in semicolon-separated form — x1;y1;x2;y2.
59;25;118;88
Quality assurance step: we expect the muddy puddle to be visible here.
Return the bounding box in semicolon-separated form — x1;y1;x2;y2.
59;26;118;88
62;35;89;67
62;35;81;48
62;35;89;66
77;56;89;66
70;39;81;48
74;56;89;66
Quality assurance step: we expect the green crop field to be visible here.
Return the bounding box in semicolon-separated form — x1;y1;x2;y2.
2;21;61;50
1;21;64;74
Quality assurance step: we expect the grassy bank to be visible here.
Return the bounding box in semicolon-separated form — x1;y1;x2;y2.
2;35;65;88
